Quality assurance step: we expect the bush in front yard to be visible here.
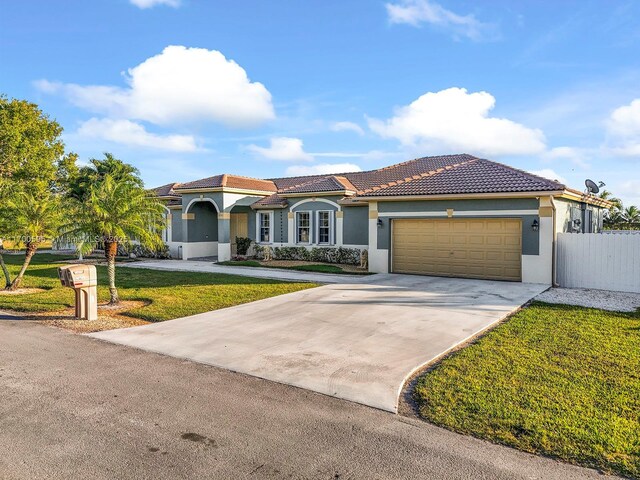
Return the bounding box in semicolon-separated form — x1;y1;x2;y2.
273;246;310;261
270;246;362;265
235;237;252;256
118;243;171;259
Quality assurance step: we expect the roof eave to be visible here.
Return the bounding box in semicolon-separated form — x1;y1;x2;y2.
354;190;566;201
173;187;276;195
560;189;614;208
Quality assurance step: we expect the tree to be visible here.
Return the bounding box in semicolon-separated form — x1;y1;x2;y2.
598;190;623;211
623;206;640;224
0;95;76;286
64;167;165;304
67;153;143;201
0;96;75;194
1;191;62;290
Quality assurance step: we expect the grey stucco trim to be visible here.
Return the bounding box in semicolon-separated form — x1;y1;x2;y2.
343;205;368;246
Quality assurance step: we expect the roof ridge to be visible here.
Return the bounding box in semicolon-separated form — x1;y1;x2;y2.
225;173;276;184
279;175;334;192
175;174;223;189
357;158;478;195
375;153;476;173
332;175;357;192
221;173;228;187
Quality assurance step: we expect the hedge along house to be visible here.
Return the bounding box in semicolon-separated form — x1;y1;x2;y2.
152;154;611;284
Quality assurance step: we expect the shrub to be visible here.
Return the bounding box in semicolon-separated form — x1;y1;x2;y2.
235;237;252;256
271;246;362;265
118;243;171;259
254;244;273;260
273;246;310;261
336;247;362;265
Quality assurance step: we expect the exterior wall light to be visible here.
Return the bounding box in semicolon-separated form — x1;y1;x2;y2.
377;218;383;228
532;219;539;232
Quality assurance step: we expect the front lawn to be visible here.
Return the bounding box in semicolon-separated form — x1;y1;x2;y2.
0;253;316;322
413;302;640;478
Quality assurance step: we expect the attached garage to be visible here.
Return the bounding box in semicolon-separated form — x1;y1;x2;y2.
391;218;522;281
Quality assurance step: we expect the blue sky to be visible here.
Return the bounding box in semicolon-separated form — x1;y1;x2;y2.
1;0;639;205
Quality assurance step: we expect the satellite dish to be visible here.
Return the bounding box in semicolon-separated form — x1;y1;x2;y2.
585;179;599;194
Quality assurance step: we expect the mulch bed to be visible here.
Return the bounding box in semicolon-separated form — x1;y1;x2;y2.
22;300;151;334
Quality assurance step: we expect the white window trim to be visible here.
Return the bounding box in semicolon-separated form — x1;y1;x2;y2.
255;210;274;244
316;210;334;246
296;210;312;245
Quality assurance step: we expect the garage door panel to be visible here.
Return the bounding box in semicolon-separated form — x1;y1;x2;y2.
392;218;522;281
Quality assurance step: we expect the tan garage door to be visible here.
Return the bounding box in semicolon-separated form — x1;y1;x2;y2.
392;218;522;281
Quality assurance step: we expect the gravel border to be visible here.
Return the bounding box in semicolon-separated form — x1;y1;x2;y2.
535;287;640;312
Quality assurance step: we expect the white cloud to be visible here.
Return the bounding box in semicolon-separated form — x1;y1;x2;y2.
385;0;494;41
543;146;590;168
35;46;275;128
77;118;198;152
368;87;546;156
247;137;313;162
619;180;640;205
130;0;180;8
285;163;362;176
528;169;567;184
331;121;365;135
607;99;640;157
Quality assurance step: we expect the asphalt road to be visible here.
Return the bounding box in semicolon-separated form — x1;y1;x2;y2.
0;320;608;480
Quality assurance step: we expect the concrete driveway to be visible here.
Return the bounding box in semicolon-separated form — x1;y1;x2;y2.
91;275;547;412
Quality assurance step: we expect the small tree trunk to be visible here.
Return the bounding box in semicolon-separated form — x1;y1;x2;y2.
105;241;119;305
0;251;11;288
8;243;37;291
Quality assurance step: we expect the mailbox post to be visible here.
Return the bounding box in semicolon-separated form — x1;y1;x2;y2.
58;264;98;321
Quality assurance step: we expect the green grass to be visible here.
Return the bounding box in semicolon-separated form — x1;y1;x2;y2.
414;302;640;478
0;253;317;322
218;260;369;275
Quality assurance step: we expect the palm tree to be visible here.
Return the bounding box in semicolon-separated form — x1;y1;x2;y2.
598;190;623;211
623;206;640;225
64;174;165;304
2;191;62;290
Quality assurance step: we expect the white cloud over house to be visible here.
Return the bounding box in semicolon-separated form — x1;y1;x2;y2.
607;98;640;157
35;46;275;129
385;0;495;41
247;137;314;162
330;121;365;136
129;0;180;8
285;163;362;176
368;87;546;157
76;118;198;152
543;146;590;169
528;168;567;185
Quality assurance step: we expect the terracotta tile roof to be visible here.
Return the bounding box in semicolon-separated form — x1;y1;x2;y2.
151;182;182;197
167;198;182;207
360;157;564;197
346;154;477;193
175;174;277;192
280;175;357;194
252;194;289;209
170;154;566;204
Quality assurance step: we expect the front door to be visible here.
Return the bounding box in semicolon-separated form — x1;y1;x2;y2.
230;213;249;256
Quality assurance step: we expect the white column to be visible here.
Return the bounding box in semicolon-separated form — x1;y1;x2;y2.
336;210;343;246
287;212;295;246
367;201;389;273
522;197;553;284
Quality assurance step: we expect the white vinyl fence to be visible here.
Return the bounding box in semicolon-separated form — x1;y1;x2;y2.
557;233;640;293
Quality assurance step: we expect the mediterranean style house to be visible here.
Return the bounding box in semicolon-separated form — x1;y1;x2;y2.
153;154;610;284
